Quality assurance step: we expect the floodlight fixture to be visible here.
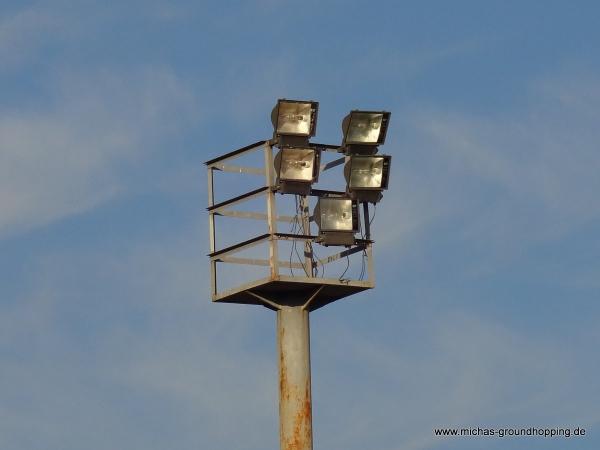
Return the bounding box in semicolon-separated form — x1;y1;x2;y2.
313;197;359;246
342;110;391;154
344;155;391;203
274;147;320;195
272;99;318;147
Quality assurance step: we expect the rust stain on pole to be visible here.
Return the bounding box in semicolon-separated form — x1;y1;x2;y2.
282;384;312;450
279;327;290;402
278;307;313;450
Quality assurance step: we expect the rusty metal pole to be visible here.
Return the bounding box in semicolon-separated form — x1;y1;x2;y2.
277;306;313;450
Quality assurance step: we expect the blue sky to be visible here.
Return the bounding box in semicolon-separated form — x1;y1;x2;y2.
1;1;599;449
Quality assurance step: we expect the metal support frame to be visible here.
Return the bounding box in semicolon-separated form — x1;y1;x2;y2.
206;141;375;305
208;166;217;295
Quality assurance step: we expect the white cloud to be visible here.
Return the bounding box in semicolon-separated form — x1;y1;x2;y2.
377;73;600;256
0;67;198;239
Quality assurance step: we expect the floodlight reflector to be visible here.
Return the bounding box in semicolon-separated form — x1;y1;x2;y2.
314;197;358;246
314;198;358;232
342;111;390;147
272;99;318;137
274;147;319;195
277;148;317;182
321;199;353;231
346;155;391;190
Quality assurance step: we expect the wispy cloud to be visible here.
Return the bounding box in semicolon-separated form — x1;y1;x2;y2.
378;72;600;256
0;67;197;239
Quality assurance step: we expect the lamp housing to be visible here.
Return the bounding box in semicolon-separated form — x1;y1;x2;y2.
344;155;391;203
274;147;320;195
272;99;318;147
313;197;359;246
342;110;391;154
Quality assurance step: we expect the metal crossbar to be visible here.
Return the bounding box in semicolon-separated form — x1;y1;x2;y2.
215;210;295;222
313;245;366;267
207;186;270;213
205;140;267;166
213;163;266;175
320;156;345;172
217;255;305;270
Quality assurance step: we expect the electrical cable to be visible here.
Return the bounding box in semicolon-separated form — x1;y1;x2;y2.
293;195;310;277
339;254;350;280
370;203;377;226
288;202;298;276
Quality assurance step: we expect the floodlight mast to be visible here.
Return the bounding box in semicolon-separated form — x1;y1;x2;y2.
206;100;389;450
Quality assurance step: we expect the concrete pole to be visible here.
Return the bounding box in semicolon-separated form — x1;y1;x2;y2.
277;306;313;450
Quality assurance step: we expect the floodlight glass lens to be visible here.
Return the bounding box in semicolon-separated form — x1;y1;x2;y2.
280;149;314;181
347;112;383;144
350;157;384;188
320;199;353;231
277;102;312;135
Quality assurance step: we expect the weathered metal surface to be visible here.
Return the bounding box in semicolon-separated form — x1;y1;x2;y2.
265;143;279;279
319;156;346;172
216;209;295;222
278;307;313;450
301;286;324;311
246;290;281;311
313;244;366;267
217;255;305;270
208;167;217;296
209;234;271;259
207;186;269;212
204;139;267;167
213;163;266;175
